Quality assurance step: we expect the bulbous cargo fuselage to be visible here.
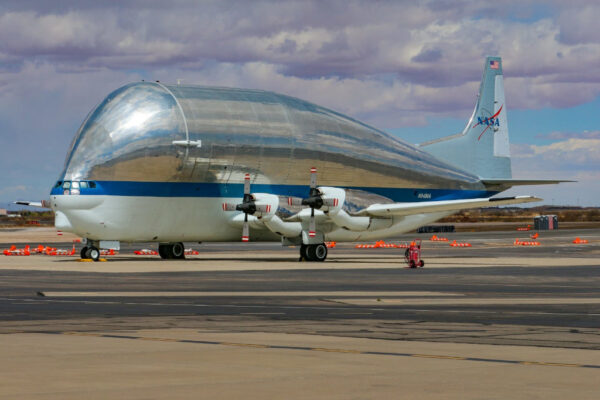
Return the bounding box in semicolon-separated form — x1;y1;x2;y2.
51;82;488;242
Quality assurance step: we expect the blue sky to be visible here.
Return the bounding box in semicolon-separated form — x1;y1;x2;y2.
390;95;600;146
0;0;599;206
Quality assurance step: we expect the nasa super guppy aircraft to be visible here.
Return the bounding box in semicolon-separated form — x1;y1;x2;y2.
20;57;567;261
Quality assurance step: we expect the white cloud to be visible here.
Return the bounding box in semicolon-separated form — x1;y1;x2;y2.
513;139;600;170
0;1;599;206
556;5;600;45
504;138;600;206
536;130;600;140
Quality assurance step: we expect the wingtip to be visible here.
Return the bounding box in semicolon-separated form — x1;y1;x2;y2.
512;196;543;203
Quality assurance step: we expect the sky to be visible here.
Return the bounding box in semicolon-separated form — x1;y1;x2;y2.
0;0;599;207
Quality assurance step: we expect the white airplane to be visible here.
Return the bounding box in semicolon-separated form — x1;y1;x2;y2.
19;57;568;261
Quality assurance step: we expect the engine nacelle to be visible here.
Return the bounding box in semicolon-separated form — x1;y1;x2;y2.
250;193;279;218
318;186;373;231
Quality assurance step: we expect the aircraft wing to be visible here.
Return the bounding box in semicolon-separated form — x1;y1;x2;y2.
482;179;575;187
14;200;51;209
356;196;541;217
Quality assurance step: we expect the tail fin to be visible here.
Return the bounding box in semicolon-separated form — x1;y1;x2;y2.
419;56;511;179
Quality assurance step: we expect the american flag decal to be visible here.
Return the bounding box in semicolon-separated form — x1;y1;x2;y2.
490;60;499;70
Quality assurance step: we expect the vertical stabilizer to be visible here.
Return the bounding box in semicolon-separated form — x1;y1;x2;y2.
419;57;511;179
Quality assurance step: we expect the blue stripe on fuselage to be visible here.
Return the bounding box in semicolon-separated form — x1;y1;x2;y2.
50;181;497;202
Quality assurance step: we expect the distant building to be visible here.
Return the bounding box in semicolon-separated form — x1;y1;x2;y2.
0;208;6;216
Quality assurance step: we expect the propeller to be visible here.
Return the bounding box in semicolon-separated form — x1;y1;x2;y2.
222;173;272;242
288;167;339;238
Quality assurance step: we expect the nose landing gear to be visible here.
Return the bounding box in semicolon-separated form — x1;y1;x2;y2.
80;245;100;261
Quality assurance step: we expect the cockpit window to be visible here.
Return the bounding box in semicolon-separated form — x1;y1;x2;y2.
58;180;96;193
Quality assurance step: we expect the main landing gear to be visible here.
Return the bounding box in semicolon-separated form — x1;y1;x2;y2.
158;242;186;260
80;245;100;261
300;243;328;262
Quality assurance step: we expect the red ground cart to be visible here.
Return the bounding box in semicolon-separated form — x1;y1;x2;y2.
404;239;425;268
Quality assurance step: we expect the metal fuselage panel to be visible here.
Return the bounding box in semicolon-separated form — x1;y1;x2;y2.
54;82;491;241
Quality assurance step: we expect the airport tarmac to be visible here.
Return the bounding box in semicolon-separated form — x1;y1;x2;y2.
1;228;599;399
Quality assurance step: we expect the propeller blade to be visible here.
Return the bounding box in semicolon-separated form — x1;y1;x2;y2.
323;198;339;207
255;204;272;214
309;207;316;237
242;213;249;242
310;167;317;189
287;197;303;207
243;173;251;195
222;203;238;211
242;222;249;242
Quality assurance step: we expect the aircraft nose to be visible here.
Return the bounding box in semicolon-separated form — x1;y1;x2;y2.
52;195;104;211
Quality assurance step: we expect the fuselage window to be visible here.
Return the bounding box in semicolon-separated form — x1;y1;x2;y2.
62;181;71;195
60;180;95;194
70;181;80;195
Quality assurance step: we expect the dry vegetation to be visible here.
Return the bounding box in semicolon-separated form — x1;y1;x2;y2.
440;207;600;223
0;211;55;228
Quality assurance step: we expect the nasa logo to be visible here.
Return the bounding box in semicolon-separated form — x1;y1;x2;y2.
476;116;500;127
472;105;503;141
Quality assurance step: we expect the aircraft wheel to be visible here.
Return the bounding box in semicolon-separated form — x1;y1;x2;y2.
80;246;89;259
86;246;100;262
171;242;185;260
307;243;327;262
158;244;169;259
299;244;310;261
314;243;328;262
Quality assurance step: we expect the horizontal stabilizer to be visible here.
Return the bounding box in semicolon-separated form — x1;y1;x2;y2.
482;179;575;188
357;196;541;217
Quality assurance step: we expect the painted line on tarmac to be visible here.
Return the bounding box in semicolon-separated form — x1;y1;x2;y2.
335;297;600;306
50;331;600;369
39;291;461;297
0;296;388;311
